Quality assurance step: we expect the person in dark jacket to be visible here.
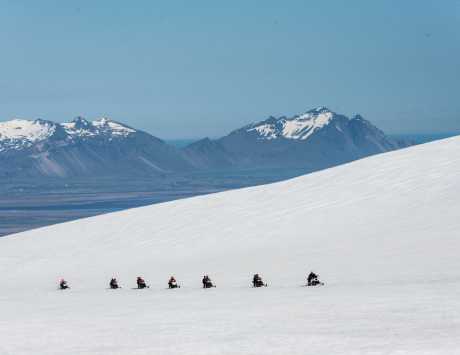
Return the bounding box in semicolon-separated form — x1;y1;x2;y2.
137;276;148;289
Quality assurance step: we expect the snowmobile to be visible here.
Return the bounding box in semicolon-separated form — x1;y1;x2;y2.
202;275;215;288
306;272;324;287
136;277;149;289
59;279;69;290
168;277;180;289
109;278;120;289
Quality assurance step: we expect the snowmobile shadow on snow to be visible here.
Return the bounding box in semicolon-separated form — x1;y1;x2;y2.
303;282;325;287
253;283;268;288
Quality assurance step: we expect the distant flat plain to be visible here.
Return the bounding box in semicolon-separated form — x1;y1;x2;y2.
0;168;309;237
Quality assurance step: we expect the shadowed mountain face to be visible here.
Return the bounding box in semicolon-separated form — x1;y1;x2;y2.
0;108;409;178
184;107;408;171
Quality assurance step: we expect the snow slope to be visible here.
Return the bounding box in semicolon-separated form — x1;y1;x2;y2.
1;137;460;355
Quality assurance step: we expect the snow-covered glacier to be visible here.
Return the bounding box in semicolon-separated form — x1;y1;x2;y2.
0;136;459;354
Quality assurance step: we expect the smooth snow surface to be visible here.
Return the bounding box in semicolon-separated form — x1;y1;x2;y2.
1;137;460;354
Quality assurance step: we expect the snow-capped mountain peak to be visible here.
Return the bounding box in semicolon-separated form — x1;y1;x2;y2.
246;107;338;140
62;117;136;138
0;116;139;154
0;118;58;151
0;116;192;178
0;118;56;141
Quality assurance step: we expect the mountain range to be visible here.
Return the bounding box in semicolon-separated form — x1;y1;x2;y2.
0;107;409;178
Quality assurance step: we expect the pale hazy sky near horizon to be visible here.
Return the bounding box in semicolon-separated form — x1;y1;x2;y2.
0;0;459;138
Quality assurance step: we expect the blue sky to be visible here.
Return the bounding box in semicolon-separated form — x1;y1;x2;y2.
0;0;459;138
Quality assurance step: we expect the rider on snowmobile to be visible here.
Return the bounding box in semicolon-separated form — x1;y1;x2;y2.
252;273;265;287
110;278;119;289
307;271;320;286
168;276;179;289
137;276;147;289
59;278;69;290
202;275;214;288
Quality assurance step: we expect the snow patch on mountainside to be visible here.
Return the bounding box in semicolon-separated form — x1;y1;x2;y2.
250;123;278;139
283;110;334;139
93;118;137;136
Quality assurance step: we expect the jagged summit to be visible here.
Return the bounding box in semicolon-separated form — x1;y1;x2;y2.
0;117;138;151
242;107;344;141
70;116;91;126
62;117;136;138
307;106;332;113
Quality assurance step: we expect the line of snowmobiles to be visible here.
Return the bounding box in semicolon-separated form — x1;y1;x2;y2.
59;272;324;290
